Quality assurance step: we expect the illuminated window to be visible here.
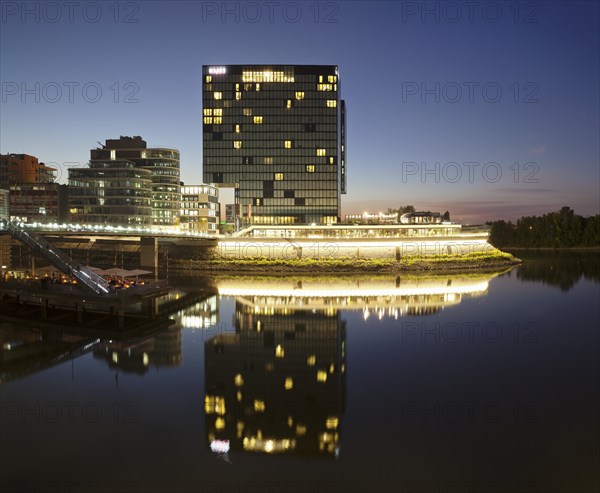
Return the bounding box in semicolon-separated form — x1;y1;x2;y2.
243;108;252;116
286;99;292;109
317;84;333;91
329;157;335;164
236;92;241;100
235;124;240;133
213;117;222;124
214;92;222;100
256;83;260;91
306;165;315;173
233;141;242;149
307;355;316;366
274;173;284;181
264;157;273;164
295;91;305;100
317;148;326;156
234;374;244;387
254;198;262;206
319;75;323;83
275;344;285;357
214;108;222;116
205;75;212;83
235;83;240;91
254;116;263;124
328;75;337;83
284;140;293;149
254;400;266;412
203;117;213;124
203;108;213;116
327;100;337;108
317;370;328;382
284;377;294;390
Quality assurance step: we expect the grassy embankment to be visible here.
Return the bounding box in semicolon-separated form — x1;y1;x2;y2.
170;249;520;274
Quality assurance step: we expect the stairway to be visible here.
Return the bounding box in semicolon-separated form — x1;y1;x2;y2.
1;221;110;295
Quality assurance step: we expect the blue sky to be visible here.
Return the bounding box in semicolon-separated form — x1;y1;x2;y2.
1;0;598;223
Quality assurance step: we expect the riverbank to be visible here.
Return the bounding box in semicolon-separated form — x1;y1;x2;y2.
170;249;520;275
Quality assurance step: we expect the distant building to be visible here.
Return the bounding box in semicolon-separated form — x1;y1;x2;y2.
203;65;346;227
68;160;153;226
225;204;237;224
345;212;398;224
400;211;443;224
0;153;56;187
180;184;219;234
9;183;68;223
0;189;9;222
91;136;181;226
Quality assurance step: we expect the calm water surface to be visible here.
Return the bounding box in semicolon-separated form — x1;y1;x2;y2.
1;252;599;493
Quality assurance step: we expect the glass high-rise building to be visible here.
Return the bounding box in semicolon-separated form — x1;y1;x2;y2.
202;65;346;226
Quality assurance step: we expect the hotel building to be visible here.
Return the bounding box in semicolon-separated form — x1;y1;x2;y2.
202;65;346;227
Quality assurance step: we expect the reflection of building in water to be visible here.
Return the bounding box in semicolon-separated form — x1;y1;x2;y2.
205;302;345;457
215;275;492;320
93;326;182;374
0;323;97;383
173;294;219;329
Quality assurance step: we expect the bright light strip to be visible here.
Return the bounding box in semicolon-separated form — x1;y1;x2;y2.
208;67;227;75
217;282;489;298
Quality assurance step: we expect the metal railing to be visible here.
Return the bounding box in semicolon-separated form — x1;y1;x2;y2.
1;220;110;295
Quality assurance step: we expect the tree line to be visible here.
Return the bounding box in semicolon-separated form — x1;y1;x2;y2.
488;206;600;248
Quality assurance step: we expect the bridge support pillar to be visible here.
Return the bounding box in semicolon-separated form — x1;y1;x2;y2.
76;303;83;324
118;308;125;329
140;237;158;275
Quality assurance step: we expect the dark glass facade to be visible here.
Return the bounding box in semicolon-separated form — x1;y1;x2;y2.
68;160;153;226
202;65;346;226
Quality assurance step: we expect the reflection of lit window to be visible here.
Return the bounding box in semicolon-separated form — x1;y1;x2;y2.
215;417;225;430
233;141;242;149
295;91;304;100
317;148;326;156
235;373;244;386
296;424;306;436
329;363;335;374
254;400;266;412
236;391;242;402
254;116;263;124
284;140;292;149
306;165;315;173
275;344;285;357
274;173;284;181
326;416;339;430
214;92;222;100
307;355;316;366
284;377;294;390
327;100;337;108
317;370;328;382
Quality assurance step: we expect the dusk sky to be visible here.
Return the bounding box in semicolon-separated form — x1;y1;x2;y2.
1;0;598;223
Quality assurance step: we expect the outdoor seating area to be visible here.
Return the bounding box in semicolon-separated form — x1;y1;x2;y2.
2;266;154;292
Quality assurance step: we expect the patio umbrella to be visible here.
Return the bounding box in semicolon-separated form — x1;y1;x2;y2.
125;269;153;282
37;265;62;273
97;268;134;278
